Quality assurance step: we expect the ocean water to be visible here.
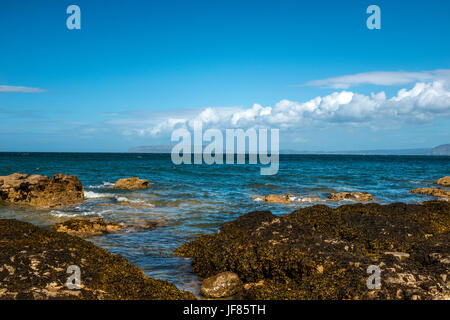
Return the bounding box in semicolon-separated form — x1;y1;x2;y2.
0;152;449;295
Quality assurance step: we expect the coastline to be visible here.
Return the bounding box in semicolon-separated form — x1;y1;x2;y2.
0;167;449;300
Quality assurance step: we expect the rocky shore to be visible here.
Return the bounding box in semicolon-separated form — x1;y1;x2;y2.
176;201;450;300
1;172;449;300
0;218;194;300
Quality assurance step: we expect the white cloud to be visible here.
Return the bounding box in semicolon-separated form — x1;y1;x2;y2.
304;69;450;89
0;85;46;93
127;80;450;137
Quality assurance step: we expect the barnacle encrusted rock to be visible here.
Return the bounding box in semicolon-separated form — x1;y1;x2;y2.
176;201;450;300
200;272;243;298
0;219;194;300
0;173;84;208
114;177;149;190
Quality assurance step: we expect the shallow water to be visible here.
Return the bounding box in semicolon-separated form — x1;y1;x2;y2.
0;152;449;295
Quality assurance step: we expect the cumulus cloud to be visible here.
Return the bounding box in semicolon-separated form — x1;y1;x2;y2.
0;85;46;93
128;81;450;137
304;69;450;89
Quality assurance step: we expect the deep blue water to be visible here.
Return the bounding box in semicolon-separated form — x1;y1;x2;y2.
0;152;449;294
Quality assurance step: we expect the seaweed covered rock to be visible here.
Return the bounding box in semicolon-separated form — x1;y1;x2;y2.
51;218;123;238
0;219;194;300
176;201;450;300
200;272;243;298
0;173;83;208
114;177;149;190
328;192;374;201
410;188;450;199
436;176;450;187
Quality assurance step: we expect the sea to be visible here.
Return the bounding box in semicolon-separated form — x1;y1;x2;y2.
0;152;449;295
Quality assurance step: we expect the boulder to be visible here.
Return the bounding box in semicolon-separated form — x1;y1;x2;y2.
410;188;450;199
436;176;450;187
51;218;123;238
114;177;149;190
0;218;195;300
328;191;374;201
200;272;243;298
0;173;84;208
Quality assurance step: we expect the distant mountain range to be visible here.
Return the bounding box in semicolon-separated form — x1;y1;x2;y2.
128;144;450;156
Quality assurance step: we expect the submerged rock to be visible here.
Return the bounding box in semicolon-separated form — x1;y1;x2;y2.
328;191;374;201
99;201;154;208
0;218;194;300
114;177;149;190
176;201;450;300
200;272;243;298
51;218;124;238
0;173;83;208
410;188;450;199
436;176;450;187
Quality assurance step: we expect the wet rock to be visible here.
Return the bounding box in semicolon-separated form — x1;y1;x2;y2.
0;218;194;300
410;188;450;199
51;218;124;238
328;192;374;201
253;194;323;204
436;176;450;187
200;272;243;298
51;218;158;238
176;201;450;300
114;177;149;190
0;173;84;208
253;194;294;204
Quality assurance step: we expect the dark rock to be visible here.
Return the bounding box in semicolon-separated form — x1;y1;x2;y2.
0;219;195;300
175;201;450;300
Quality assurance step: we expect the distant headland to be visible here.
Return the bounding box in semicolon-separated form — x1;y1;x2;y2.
128;144;450;156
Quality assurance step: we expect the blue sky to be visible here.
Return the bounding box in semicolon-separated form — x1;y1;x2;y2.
0;0;449;152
